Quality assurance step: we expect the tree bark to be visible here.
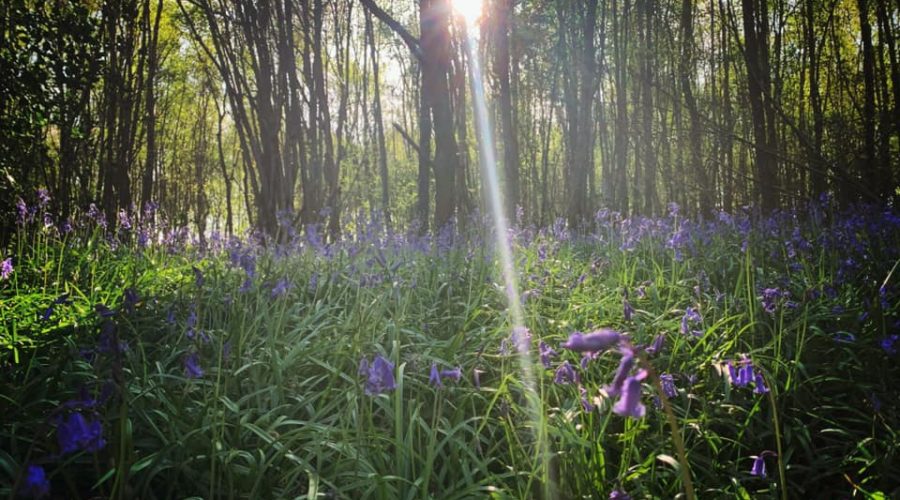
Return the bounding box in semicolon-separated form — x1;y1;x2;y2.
740;0;778;212
365;8;392;231
493;0;519;218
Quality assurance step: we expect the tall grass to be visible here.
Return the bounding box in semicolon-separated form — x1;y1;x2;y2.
1;198;898;498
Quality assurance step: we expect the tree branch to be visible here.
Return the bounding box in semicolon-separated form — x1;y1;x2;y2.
392;122;421;154
359;0;423;60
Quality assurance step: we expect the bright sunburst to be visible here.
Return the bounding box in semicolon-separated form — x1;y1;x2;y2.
451;0;484;26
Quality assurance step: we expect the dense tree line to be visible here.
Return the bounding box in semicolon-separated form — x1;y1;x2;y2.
2;0;898;239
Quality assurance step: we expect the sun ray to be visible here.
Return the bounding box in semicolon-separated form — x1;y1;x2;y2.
451;0;484;26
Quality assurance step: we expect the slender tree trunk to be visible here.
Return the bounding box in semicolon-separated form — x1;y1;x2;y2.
680;0;709;215
141;0;164;214
612;0;630;213
493;0;519;218
640;0;656;215
858;0;879;198
421;0;459;230
741;0;778;211
215;95;234;236
365;9;392;231
720;0;735;212
417;83;432;231
805;0;826;196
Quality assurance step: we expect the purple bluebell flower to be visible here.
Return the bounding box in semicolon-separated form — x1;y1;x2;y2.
609;490;630;500
881;335;899;355
40;305;55;321
580;386;595;412
659;373;677;398
645;334;665;356
879;285;891;309
580;351;598;370
36;188;50;207
143;201;159;218
86;203;102;225
539;341;557;369
605;347;635;397
680;307;702;336
1;258;13;280
613;370;647;419
750;455;766;477
636;286;646;299
22;465;50;498
753;370;769;394
440;366;462;383
196;330;211;344
750;451;776;477
184;352;204;378
361;355;395;395
186;308;198;339
358;357;370;376
16;198;29;224
57;413;105;454
240;253;256;277
727;356;753;387
562;329;622;353
116;209;131;230
137;229;150;247
761;288;781;314
271;278;292;298
429;362;442;388
499;338;511;356
239;278;253;293
623;299;634;321
553;361;578;384
667;202;680;218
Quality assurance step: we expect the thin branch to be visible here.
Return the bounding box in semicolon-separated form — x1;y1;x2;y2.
358;0;423;60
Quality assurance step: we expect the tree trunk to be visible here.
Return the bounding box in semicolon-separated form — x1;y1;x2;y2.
141;0;164;215
612;0;630;213
421;0;459;231
637;0;656;214
741;0;778;212
680;0;709;215
858;0;879;199
365;9;392;231
493;0;519;218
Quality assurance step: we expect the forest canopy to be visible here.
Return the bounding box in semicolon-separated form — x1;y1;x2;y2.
1;0;898;238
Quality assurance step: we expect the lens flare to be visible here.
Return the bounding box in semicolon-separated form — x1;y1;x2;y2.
451;0;484;26
461;13;556;498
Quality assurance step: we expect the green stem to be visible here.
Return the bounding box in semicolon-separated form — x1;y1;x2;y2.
636;350;695;500
767;384;788;500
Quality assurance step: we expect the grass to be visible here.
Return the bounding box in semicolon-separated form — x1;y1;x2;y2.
1;200;899;498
